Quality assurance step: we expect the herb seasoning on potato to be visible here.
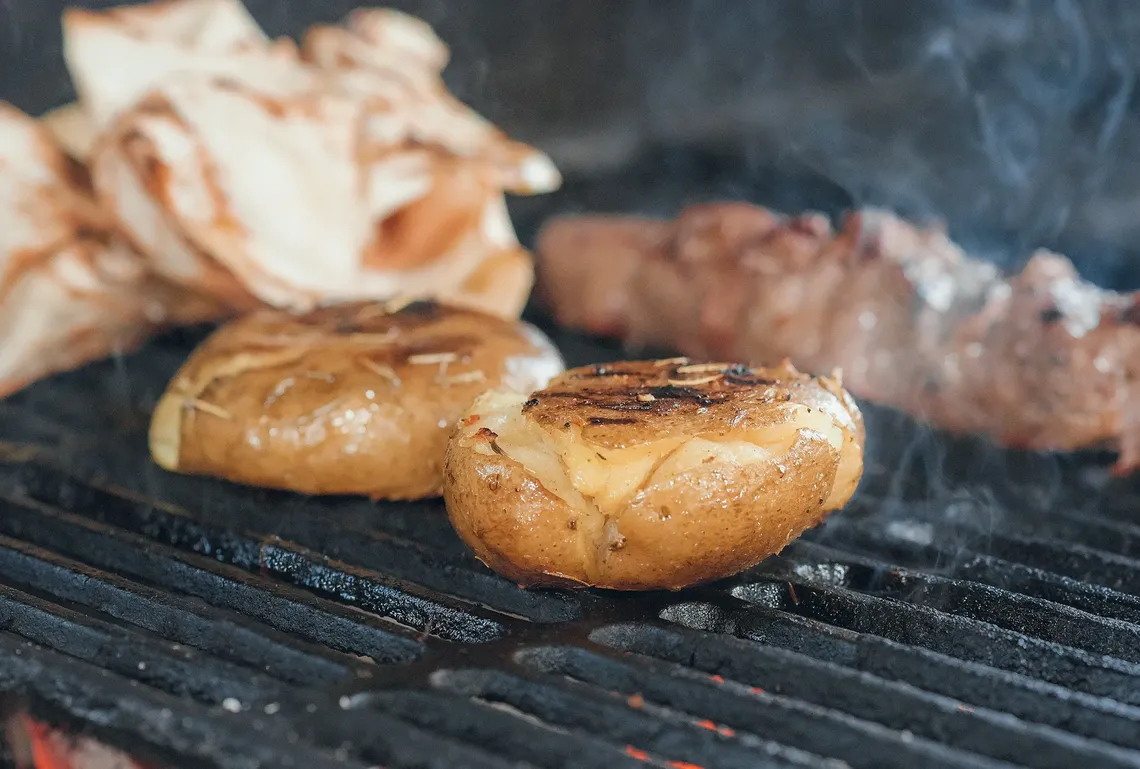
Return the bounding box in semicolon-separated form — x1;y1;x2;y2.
444;358;864;590
149;299;564;499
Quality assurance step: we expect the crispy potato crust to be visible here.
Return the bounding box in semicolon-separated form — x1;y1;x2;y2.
444;359;864;590
149;300;564;498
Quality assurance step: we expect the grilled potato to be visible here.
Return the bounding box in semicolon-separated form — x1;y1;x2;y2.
444;359;864;590
149;300;564;499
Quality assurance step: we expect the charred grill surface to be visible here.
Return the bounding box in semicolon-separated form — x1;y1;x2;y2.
3;152;1140;768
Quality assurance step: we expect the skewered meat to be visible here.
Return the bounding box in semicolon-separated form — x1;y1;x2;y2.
0;104;223;398
65;0;559;319
536;204;1140;474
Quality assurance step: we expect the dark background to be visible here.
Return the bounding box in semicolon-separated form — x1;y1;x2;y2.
4;0;1140;288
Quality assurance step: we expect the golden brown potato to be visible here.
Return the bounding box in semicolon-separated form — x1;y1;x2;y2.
150;300;564;499
444;359;864;590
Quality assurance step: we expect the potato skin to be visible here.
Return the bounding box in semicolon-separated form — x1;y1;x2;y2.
150;300;563;499
443;359;864;590
445;438;592;589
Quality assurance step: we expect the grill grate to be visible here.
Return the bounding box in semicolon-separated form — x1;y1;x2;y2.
4;150;1140;769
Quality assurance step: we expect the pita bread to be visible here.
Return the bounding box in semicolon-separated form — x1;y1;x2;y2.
76;0;559;318
0;103;224;397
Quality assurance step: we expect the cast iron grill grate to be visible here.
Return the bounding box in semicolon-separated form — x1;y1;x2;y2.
3;151;1140;768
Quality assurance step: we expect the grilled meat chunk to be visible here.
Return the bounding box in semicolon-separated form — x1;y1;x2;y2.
537;204;1140;473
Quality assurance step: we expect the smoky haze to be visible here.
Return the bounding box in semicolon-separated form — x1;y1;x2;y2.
2;0;1139;286
628;1;1140;285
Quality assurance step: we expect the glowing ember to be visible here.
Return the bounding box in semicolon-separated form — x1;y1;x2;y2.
624;745;650;761
9;715;156;769
694;719;735;737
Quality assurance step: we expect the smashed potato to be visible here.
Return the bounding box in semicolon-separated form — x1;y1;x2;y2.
444;359;864;590
150;300;564;499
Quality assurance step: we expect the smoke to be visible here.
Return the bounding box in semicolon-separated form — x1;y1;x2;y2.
628;0;1140;286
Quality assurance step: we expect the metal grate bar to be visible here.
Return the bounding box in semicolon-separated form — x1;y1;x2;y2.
0;635;369;769
955;556;1140;624
0;534;351;686
1006;511;1140;562
431;667;837;769
80;455;580;621
802;524;1140;625
641;605;1140;751
0;492;470;649
294;704;545;769
0;633;542;769
958;532;1140;597
367;690;654;769
587;623;1137;768
724;577;1140;702
0;458;579;624
517;644;1022;769
765;547;1140;663
0;584;288;707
